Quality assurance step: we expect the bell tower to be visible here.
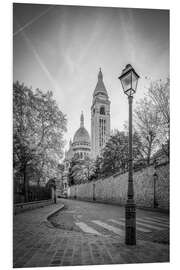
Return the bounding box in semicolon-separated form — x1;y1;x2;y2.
91;68;110;159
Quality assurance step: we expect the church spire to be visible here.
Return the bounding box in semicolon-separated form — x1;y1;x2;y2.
91;69;111;159
93;68;108;98
80;111;84;127
98;67;103;81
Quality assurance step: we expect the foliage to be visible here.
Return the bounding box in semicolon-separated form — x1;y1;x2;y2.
68;156;96;185
134;78;170;163
93;156;103;180
148;78;170;157
134;98;160;164
148;79;169;127
13;81;67;201
98;131;143;177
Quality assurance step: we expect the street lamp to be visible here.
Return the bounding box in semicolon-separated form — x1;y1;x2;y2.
118;64;140;245
153;172;158;208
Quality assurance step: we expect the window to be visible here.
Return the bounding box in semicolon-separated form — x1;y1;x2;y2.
100;106;105;115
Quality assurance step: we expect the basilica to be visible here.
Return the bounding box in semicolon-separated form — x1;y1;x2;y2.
61;69;111;195
64;68;111;163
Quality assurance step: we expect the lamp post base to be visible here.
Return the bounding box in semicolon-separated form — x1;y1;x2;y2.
154;201;158;208
125;200;136;245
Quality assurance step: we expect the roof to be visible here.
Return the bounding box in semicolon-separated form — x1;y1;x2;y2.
73;112;90;144
93;68;108;98
73;126;90;144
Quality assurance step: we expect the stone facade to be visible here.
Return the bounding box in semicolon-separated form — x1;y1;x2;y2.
68;163;169;210
65;69;111;161
91;69;110;159
62;70;111;195
65;112;91;161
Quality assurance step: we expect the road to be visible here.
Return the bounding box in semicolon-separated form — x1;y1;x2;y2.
50;198;169;244
13;199;169;267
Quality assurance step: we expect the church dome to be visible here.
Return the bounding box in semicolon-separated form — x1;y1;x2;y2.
73;112;90;144
73;127;90;144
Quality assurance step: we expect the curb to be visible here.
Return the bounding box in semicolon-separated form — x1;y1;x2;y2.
47;203;65;221
41;203;65;229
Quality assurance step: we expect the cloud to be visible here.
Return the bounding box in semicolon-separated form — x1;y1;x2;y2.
14;19;67;110
118;9;137;63
13;6;54;36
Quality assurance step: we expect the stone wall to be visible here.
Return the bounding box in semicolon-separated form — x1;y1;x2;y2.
156;163;169;209
14;199;54;215
68;163;169;210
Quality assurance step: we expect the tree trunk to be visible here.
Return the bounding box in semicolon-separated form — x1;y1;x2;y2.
23;164;28;202
147;141;152;165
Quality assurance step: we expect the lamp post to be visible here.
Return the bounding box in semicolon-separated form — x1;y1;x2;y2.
118;64;140;245
153;159;158;208
153;172;158;208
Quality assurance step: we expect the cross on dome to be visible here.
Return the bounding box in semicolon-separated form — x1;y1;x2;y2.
80;111;84;127
73;111;90;145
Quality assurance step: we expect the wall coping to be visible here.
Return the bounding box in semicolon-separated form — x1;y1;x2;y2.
14;199;52;207
14;199;53;215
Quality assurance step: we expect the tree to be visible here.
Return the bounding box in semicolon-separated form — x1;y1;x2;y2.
30;88;67;183
68;156;96;185
13;82;38;201
148;78;170;157
80;156;96;182
68;156;78;186
99;131;143;177
13;81;67;201
93;156;103;180
133;78;170;163
134;98;160;165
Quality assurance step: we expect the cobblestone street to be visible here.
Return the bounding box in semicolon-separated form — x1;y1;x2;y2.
13;199;169;268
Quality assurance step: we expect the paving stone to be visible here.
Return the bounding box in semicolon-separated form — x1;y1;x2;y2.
13;200;169;268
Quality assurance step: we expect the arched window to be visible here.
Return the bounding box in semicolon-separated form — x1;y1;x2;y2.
100;106;105;115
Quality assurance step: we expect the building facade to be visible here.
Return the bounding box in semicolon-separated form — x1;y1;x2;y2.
60;69;111;195
64;112;91;161
63;68;110;164
61;112;91;196
91;68;111;159
72;112;91;159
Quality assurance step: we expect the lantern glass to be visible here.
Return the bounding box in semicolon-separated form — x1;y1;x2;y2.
121;72;132;94
132;72;138;93
119;64;139;97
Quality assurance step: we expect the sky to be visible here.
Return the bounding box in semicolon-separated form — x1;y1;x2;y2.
13;3;169;153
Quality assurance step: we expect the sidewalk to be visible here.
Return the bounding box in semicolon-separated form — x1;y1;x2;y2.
13;201;169;268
